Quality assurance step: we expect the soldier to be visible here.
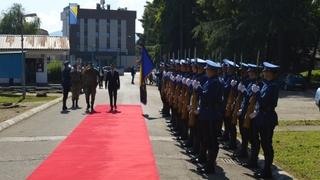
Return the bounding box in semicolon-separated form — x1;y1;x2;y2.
82;62;99;113
70;64;82;109
61;61;71;111
222;59;239;150
188;59;207;158
235;63;260;158
248;62;280;178
160;62;171;117
229;62;249;155
196;60;223;174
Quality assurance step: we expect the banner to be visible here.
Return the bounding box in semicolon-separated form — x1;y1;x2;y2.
69;3;78;25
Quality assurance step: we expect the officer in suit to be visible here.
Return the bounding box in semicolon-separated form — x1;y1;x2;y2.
105;64;120;112
62;61;71;111
70;64;82;109
249;62;280;178
82;62;99;113
197;60;223;174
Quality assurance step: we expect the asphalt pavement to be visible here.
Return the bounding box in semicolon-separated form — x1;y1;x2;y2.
0;73;294;180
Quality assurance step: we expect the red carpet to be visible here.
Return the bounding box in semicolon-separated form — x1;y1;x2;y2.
28;105;159;180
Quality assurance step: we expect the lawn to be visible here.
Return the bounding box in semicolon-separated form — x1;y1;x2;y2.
274;131;320;180
279;120;320;126
0;93;59;104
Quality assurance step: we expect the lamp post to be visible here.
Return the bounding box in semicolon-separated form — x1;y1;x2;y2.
21;13;37;99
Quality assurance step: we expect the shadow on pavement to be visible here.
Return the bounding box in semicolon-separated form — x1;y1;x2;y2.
143;114;161;121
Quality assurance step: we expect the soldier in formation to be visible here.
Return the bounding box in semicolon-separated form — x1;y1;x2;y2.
160;57;280;178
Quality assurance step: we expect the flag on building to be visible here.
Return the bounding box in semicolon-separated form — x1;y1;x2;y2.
69;3;78;25
140;47;154;105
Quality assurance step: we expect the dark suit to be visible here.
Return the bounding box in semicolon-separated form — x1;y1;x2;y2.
105;70;120;109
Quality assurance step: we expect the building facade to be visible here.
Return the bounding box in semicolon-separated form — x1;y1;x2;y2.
0;35;69;85
61;4;136;69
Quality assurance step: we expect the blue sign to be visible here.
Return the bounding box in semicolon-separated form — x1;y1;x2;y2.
0;52;22;78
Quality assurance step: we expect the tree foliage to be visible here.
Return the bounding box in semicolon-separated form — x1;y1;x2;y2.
141;0;320;74
0;3;40;35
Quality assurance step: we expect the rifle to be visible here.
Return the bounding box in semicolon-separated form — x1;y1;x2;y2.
243;50;260;129
231;54;244;125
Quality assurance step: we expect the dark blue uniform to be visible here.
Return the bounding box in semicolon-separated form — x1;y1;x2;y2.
251;62;280;178
198;74;223;172
62;63;71;111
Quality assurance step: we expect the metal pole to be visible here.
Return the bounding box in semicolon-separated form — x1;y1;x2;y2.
21;15;26;99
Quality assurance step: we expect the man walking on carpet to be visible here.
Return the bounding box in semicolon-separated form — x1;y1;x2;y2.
105;64;120;112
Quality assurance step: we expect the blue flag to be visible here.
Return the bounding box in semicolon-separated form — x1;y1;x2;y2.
140;47;154;104
140;47;154;82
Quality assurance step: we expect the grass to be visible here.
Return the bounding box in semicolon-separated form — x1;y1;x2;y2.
0;93;59;104
279;120;320;126
273;131;320;180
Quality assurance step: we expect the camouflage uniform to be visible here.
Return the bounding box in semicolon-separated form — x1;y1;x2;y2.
70;69;82;108
82;66;99;112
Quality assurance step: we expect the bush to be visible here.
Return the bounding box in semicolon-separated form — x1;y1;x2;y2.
47;60;62;84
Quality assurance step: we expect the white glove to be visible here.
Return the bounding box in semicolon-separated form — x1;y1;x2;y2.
238;83;246;93
231;80;238;87
249;111;257;119
252;84;260;93
182;78;186;84
237;109;242;116
192;80;197;89
186;79;191;86
194;108;200;115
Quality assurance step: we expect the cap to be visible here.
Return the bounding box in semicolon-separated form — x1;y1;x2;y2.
223;59;239;68
263;62;280;72
64;61;70;65
247;63;259;72
205;60;221;69
240;62;249;68
196;58;207;66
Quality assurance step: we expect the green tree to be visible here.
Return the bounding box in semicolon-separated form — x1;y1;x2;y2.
0;3;40;35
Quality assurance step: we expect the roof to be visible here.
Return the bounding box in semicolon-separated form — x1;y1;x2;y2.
0;35;69;50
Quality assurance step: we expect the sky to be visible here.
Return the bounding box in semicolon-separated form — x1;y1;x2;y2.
0;0;150;34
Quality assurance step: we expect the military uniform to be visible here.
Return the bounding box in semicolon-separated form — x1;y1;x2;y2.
82;64;99;113
222;59;239;149
197;60;223;173
70;67;82;109
250;62;280;178
62;61;71;111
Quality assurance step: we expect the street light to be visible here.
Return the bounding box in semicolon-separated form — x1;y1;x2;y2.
21;13;37;99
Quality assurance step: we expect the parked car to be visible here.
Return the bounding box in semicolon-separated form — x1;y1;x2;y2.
315;88;320;110
282;73;306;91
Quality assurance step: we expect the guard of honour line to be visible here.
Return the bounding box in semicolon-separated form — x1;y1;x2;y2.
60;56;280;179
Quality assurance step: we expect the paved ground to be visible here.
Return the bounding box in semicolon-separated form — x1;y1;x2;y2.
0;73;296;180
277;90;320;120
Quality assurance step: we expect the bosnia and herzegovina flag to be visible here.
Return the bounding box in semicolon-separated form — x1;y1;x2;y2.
140;47;154;105
69;3;78;25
